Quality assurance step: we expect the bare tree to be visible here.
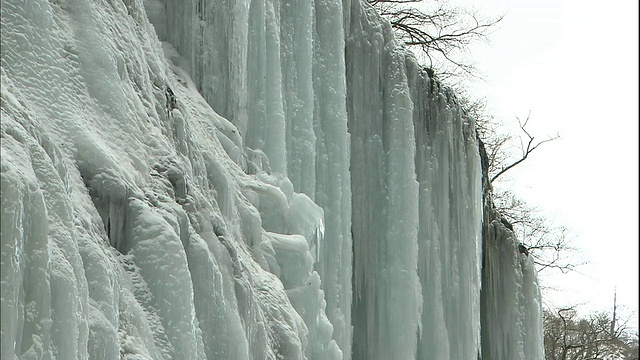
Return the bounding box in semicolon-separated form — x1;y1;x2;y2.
489;112;560;184
372;0;557;186
370;0;503;79
459;91;569;274
454;87;560;188
484;113;567;274
491;189;581;274
544;306;638;360
459;94;569;274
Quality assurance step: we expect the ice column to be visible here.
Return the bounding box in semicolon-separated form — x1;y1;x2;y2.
245;0;288;173
280;0;316;196
406;62;484;360
152;0;250;135
345;2;422;359
311;0;353;355
480;208;545;360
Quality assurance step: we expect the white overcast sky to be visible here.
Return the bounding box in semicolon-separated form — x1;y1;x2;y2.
444;0;639;323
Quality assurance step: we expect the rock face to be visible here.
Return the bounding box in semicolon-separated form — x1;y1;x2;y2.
0;0;544;359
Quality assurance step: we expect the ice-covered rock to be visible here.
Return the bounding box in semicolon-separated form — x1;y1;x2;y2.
1;0;544;359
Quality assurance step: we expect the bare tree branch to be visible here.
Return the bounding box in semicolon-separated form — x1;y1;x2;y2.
545;306;639;359
490;112;560;184
369;0;503;80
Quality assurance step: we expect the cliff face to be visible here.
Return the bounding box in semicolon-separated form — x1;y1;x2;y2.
0;0;543;359
344;3;485;357
478;142;546;360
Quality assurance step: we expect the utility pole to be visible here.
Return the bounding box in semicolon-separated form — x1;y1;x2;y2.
610;287;617;338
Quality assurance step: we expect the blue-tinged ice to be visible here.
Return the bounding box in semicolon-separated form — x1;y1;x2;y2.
1;0;545;358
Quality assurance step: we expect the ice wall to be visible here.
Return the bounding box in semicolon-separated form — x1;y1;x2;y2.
1;0;335;358
478;144;546;360
145;0;353;356
344;2;544;359
480;210;545;360
1;0;545;359
344;1;485;357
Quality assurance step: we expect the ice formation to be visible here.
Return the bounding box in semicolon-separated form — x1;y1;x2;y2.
1;0;543;359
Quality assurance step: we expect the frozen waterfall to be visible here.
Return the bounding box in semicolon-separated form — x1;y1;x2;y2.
1;0;544;359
